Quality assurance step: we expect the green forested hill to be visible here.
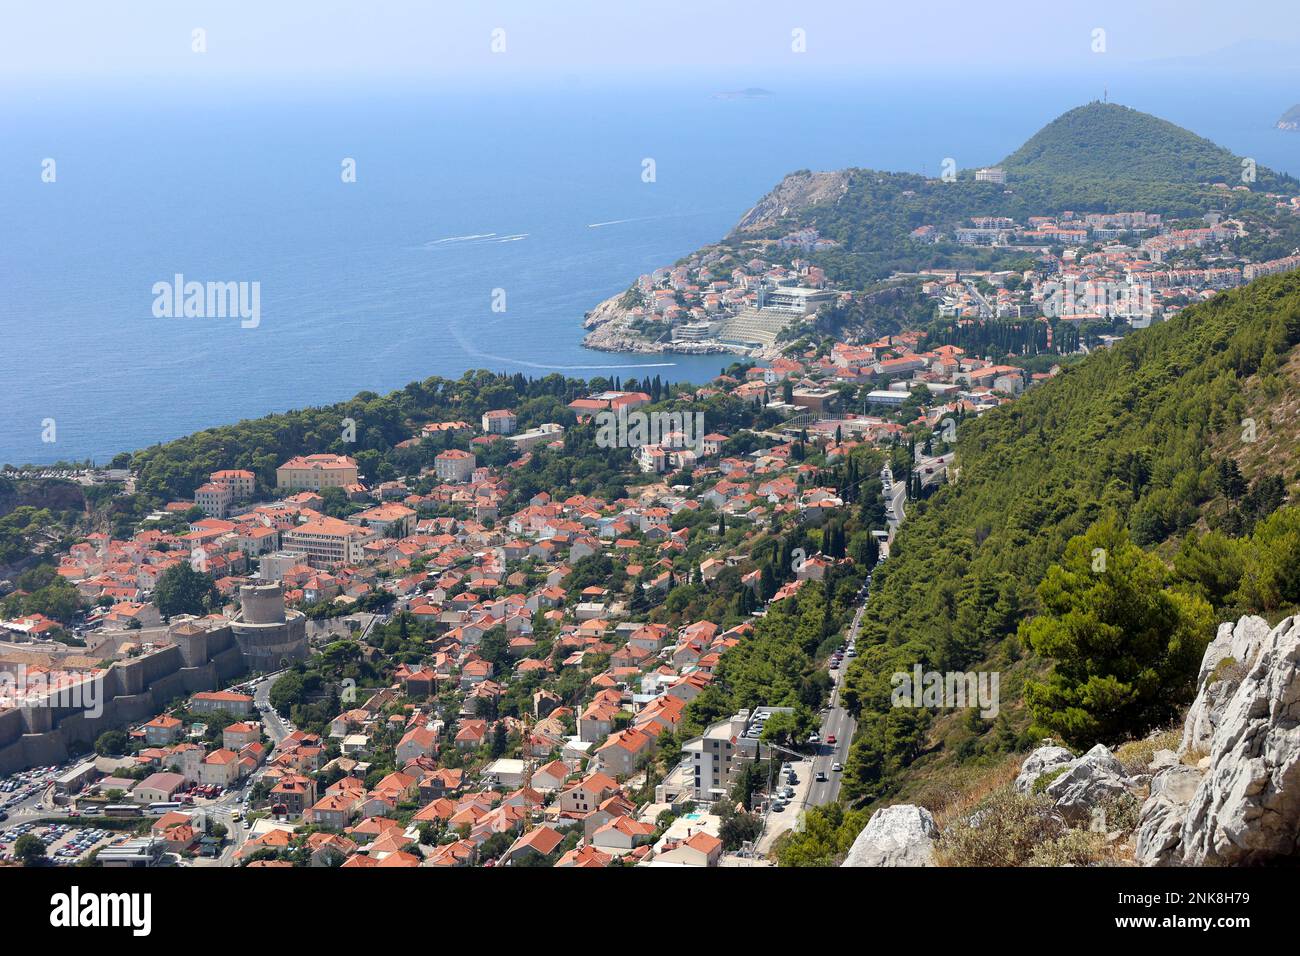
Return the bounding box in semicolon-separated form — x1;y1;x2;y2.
836;270;1300;803
1000;102;1289;189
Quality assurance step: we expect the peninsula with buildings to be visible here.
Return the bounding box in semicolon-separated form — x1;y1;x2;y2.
584;103;1300;363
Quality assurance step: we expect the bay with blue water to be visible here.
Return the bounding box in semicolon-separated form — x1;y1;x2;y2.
2;70;1298;463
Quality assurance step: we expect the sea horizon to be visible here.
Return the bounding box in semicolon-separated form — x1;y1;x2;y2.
5;69;1300;465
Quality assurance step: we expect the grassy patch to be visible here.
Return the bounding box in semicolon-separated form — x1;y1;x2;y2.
1114;727;1181;776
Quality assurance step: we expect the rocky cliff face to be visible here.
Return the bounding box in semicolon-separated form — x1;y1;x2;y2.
581;290;745;356
580;292;659;353
836;613;1300;868
729;170;850;236
1136;614;1300;865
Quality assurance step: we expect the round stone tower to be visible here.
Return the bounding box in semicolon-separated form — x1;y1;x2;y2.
230;582;308;672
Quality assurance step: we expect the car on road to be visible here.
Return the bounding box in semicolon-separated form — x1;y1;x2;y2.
826;734;836;745
832;762;843;772
808;733;820;744
815;771;828;782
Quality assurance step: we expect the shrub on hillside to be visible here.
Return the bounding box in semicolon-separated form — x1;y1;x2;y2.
935;789;1064;866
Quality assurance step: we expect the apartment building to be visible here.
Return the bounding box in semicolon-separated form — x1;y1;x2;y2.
681;711;750;803
481;409;517;434
282;516;378;566
434;449;476;483
194;482;234;518
275;454;359;491
348;502;416;538
210;469;256;498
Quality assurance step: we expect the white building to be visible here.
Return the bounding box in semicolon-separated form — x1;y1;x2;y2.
681;712;751;803
481;410;517;435
434;449;477;482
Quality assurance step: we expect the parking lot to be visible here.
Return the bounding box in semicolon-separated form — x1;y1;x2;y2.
756;757;815;854
0;821;121;864
0;765;61;820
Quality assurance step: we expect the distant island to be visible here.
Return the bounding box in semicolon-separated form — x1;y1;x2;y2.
713;87;774;100
1278;103;1300;130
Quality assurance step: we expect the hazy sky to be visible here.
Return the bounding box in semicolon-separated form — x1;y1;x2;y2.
2;0;1296;85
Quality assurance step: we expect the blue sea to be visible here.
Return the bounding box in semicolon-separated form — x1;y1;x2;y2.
3;70;1299;465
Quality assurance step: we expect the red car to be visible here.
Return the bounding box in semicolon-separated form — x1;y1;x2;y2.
826;734;837;745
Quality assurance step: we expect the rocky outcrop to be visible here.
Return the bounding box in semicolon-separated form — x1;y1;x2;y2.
1134;764;1203;865
1013;744;1075;794
581;291;734;355
730;170;850;235
580;293;660;353
1012;742;1139;825
1043;744;1136;825
1136;615;1300;866
1179;615;1300;865
841;804;938;867
1180;616;1272;754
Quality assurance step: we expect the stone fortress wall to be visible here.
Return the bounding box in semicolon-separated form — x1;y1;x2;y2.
0;583;307;774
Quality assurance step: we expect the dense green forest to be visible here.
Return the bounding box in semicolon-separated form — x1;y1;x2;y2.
120;370;780;506
831;268;1300;803
1001;103;1297;191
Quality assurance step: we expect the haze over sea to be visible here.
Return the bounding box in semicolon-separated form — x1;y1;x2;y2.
3;71;1299;464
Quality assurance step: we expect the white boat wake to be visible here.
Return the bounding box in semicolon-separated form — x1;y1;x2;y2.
426;233;497;245
446;320;674;370
588;216;662;228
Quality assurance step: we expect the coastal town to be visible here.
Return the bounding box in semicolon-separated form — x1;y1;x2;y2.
0;323;1028;867
11;0;1300;937
583;173;1300;357
8;153;1300;870
9;165;1300;869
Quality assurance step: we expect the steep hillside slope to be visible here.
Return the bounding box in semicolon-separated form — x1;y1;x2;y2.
837;270;1300;802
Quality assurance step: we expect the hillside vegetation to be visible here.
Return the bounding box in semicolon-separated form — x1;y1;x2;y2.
721;102;1300;289
1001;102;1291;189
836;270;1300;804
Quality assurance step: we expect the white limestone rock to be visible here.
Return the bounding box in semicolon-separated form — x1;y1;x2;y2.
1013;744;1075;794
1180;615;1272;755
1178;615;1300;866
1043;744;1134;824
841;804;938;867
